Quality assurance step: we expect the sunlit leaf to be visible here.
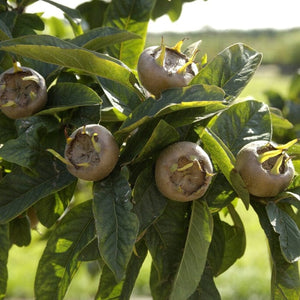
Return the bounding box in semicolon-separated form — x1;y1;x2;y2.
0;224;9;300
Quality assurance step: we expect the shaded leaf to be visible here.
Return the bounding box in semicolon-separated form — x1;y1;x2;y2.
93;171;139;281
0;112;17;143
34;200;95;300
267;202;300;263
0;155;76;224
170;201;213;300
133;166;168;233
9;215;31;246
0;19;11;40
191;43;262;100
38;82;102;115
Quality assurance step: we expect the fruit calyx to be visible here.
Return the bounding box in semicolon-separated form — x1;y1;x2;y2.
257;138;298;175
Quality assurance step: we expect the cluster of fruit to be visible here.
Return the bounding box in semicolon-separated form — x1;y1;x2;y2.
0;40;296;202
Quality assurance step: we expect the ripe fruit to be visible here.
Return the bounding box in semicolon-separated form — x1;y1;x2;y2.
235;139;297;197
137;39;199;98
0;63;47;119
155;141;213;202
48;124;119;181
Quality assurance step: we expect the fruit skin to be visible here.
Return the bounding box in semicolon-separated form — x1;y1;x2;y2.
137;45;198;98
64;124;119;181
0;66;47;119
155;141;213;202
235;140;295;197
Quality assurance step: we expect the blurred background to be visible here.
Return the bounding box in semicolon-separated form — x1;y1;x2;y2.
6;0;300;299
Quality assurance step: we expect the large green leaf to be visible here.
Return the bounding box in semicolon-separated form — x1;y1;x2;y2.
103;0;156;69
0;35;139;93
133;166;168;233
0;19;11;40
37;82;102;115
145;201;190;300
0;112;17;143
116;84;225;140
34;200;95;300
93;171;139;282
266;202;300;263
169;200;213;300
72;27;140;51
207;100;272;156
0;155;76;224
252;200;300;300
0;224;9;300
191;43;262;100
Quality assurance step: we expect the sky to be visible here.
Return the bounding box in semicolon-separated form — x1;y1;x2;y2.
27;0;300;32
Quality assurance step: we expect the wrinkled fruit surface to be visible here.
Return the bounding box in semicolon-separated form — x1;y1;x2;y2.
155;141;213;202
137;43;198;98
64;124;119;181
235;140;295;197
0;66;47;119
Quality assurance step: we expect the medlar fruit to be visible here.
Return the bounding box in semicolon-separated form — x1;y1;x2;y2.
155;141;213;202
0;63;47;119
235;139;296;197
137;39;199;98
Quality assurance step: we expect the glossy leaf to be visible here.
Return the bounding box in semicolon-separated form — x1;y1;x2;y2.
191;43;262;100
116;84;225;139
34;200;95;300
38;82;102;115
170;201;213;300
93;171;139;282
0;155;76;224
103;0;155;69
266;202;300;263
133;166;168;233
0;224;9;300
0;35;138;93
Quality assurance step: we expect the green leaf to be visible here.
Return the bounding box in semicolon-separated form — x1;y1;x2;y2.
9;215;31;246
288;73;300;103
208;100;272;156
34;200;95;300
191;43;262;100
38;82;102;115
41;0;81;21
12;13;44;36
0;35;139;94
116;84;225;140
170;200;213;300
103;0;156;69
0;116;60;170
252;200;300;300
145;201;190;299
0;112;17;143
0;155;76;224
0;224;9;300
72;27;141;51
93;171;139;282
199;127;250;209
0;19;11;40
133;166;168;233
266;202;300;263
